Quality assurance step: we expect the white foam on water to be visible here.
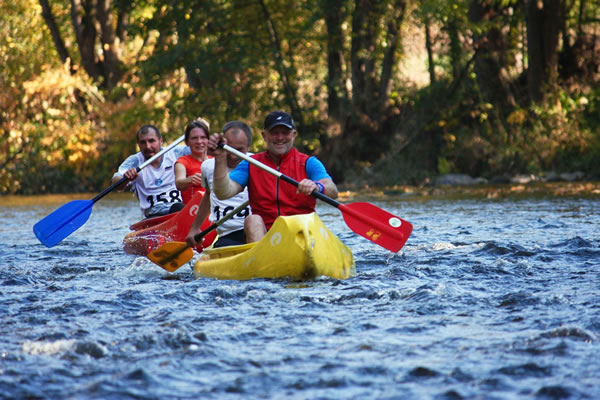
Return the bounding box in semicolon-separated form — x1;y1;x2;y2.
22;339;76;356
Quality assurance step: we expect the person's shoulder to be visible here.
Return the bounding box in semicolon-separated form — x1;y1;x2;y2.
128;152;144;161
174;145;191;157
307;154;324;164
305;156;330;179
117;152;142;170
176;153;192;162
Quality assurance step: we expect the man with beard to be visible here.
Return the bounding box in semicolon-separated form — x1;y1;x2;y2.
112;124;190;218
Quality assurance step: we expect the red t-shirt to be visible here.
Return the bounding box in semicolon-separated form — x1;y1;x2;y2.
176;155;212;204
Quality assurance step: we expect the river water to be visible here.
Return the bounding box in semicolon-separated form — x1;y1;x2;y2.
1;190;599;399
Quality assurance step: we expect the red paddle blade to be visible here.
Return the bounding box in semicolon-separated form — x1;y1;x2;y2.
339;202;413;252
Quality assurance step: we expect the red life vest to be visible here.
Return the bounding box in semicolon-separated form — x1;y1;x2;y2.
247;148;317;229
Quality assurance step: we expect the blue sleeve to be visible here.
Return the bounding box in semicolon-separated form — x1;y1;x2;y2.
229;160;249;188
306;157;331;181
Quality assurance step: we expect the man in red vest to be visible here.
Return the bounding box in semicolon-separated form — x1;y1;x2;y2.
209;110;338;242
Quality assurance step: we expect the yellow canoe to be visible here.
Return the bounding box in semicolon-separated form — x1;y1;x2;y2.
193;212;355;280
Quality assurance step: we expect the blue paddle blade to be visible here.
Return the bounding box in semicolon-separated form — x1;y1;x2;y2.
33;199;94;247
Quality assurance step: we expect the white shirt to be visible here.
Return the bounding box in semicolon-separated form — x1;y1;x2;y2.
114;146;189;216
201;158;251;236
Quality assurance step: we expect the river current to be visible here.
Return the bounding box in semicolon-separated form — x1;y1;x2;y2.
1;190;599;399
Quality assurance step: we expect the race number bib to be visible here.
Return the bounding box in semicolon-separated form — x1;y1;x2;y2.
146;189;182;208
213;205;250;220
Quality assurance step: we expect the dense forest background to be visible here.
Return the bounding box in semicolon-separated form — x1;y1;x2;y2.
1;0;599;194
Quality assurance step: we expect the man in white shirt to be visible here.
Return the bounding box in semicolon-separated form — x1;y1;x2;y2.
186;121;252;248
112;124;190;217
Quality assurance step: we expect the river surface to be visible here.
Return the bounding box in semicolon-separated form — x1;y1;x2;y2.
1;190;599;399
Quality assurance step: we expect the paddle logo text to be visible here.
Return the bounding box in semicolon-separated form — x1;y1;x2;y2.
366;229;381;241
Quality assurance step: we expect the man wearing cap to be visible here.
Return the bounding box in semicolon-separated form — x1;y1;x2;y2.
208;110;338;243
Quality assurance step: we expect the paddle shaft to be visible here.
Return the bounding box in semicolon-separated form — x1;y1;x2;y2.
154;199;250;266
193;199;249;242
93;135;186;203
220;144;339;207
33;134;187;247
219;143;413;252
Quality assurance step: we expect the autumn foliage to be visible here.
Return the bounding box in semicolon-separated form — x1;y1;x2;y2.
2;0;600;195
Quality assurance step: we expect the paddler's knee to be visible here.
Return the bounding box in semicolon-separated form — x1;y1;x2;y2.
244;215;267;243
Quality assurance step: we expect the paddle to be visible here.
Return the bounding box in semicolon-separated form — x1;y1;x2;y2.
220;143;413;252
33;135;186;247
147;200;250;272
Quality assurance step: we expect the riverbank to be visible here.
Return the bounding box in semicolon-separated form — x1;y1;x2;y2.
3;180;600;208
338;180;600;201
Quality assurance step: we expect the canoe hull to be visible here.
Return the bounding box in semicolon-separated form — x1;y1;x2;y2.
193;212;355;280
122;191;213;255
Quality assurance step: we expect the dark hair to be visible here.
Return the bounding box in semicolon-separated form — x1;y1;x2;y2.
136;124;161;141
222;121;253;146
184;120;210;142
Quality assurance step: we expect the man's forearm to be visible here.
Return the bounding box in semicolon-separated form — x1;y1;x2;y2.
212;155;241;199
213;177;242;199
321;178;338;199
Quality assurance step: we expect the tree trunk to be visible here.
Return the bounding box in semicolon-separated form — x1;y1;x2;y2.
39;0;73;71
70;0;101;81
322;0;347;124
39;0;88;112
378;0;406;115
96;0;123;88
116;3;130;41
446;16;462;80
526;0;562;102
351;0;378;114
468;0;516;110
258;0;303;127
424;12;436;84
322;0;406;182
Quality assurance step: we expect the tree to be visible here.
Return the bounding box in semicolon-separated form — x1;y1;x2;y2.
321;0;408;180
526;0;562;102
468;0;518;110
39;0;124;89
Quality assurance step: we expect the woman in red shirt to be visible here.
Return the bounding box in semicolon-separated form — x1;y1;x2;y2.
175;119;212;204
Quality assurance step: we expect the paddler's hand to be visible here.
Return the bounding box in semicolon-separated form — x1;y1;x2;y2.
207;133;226;158
123;167;139;180
297;179;321;196
186;230;200;248
187;172;203;187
